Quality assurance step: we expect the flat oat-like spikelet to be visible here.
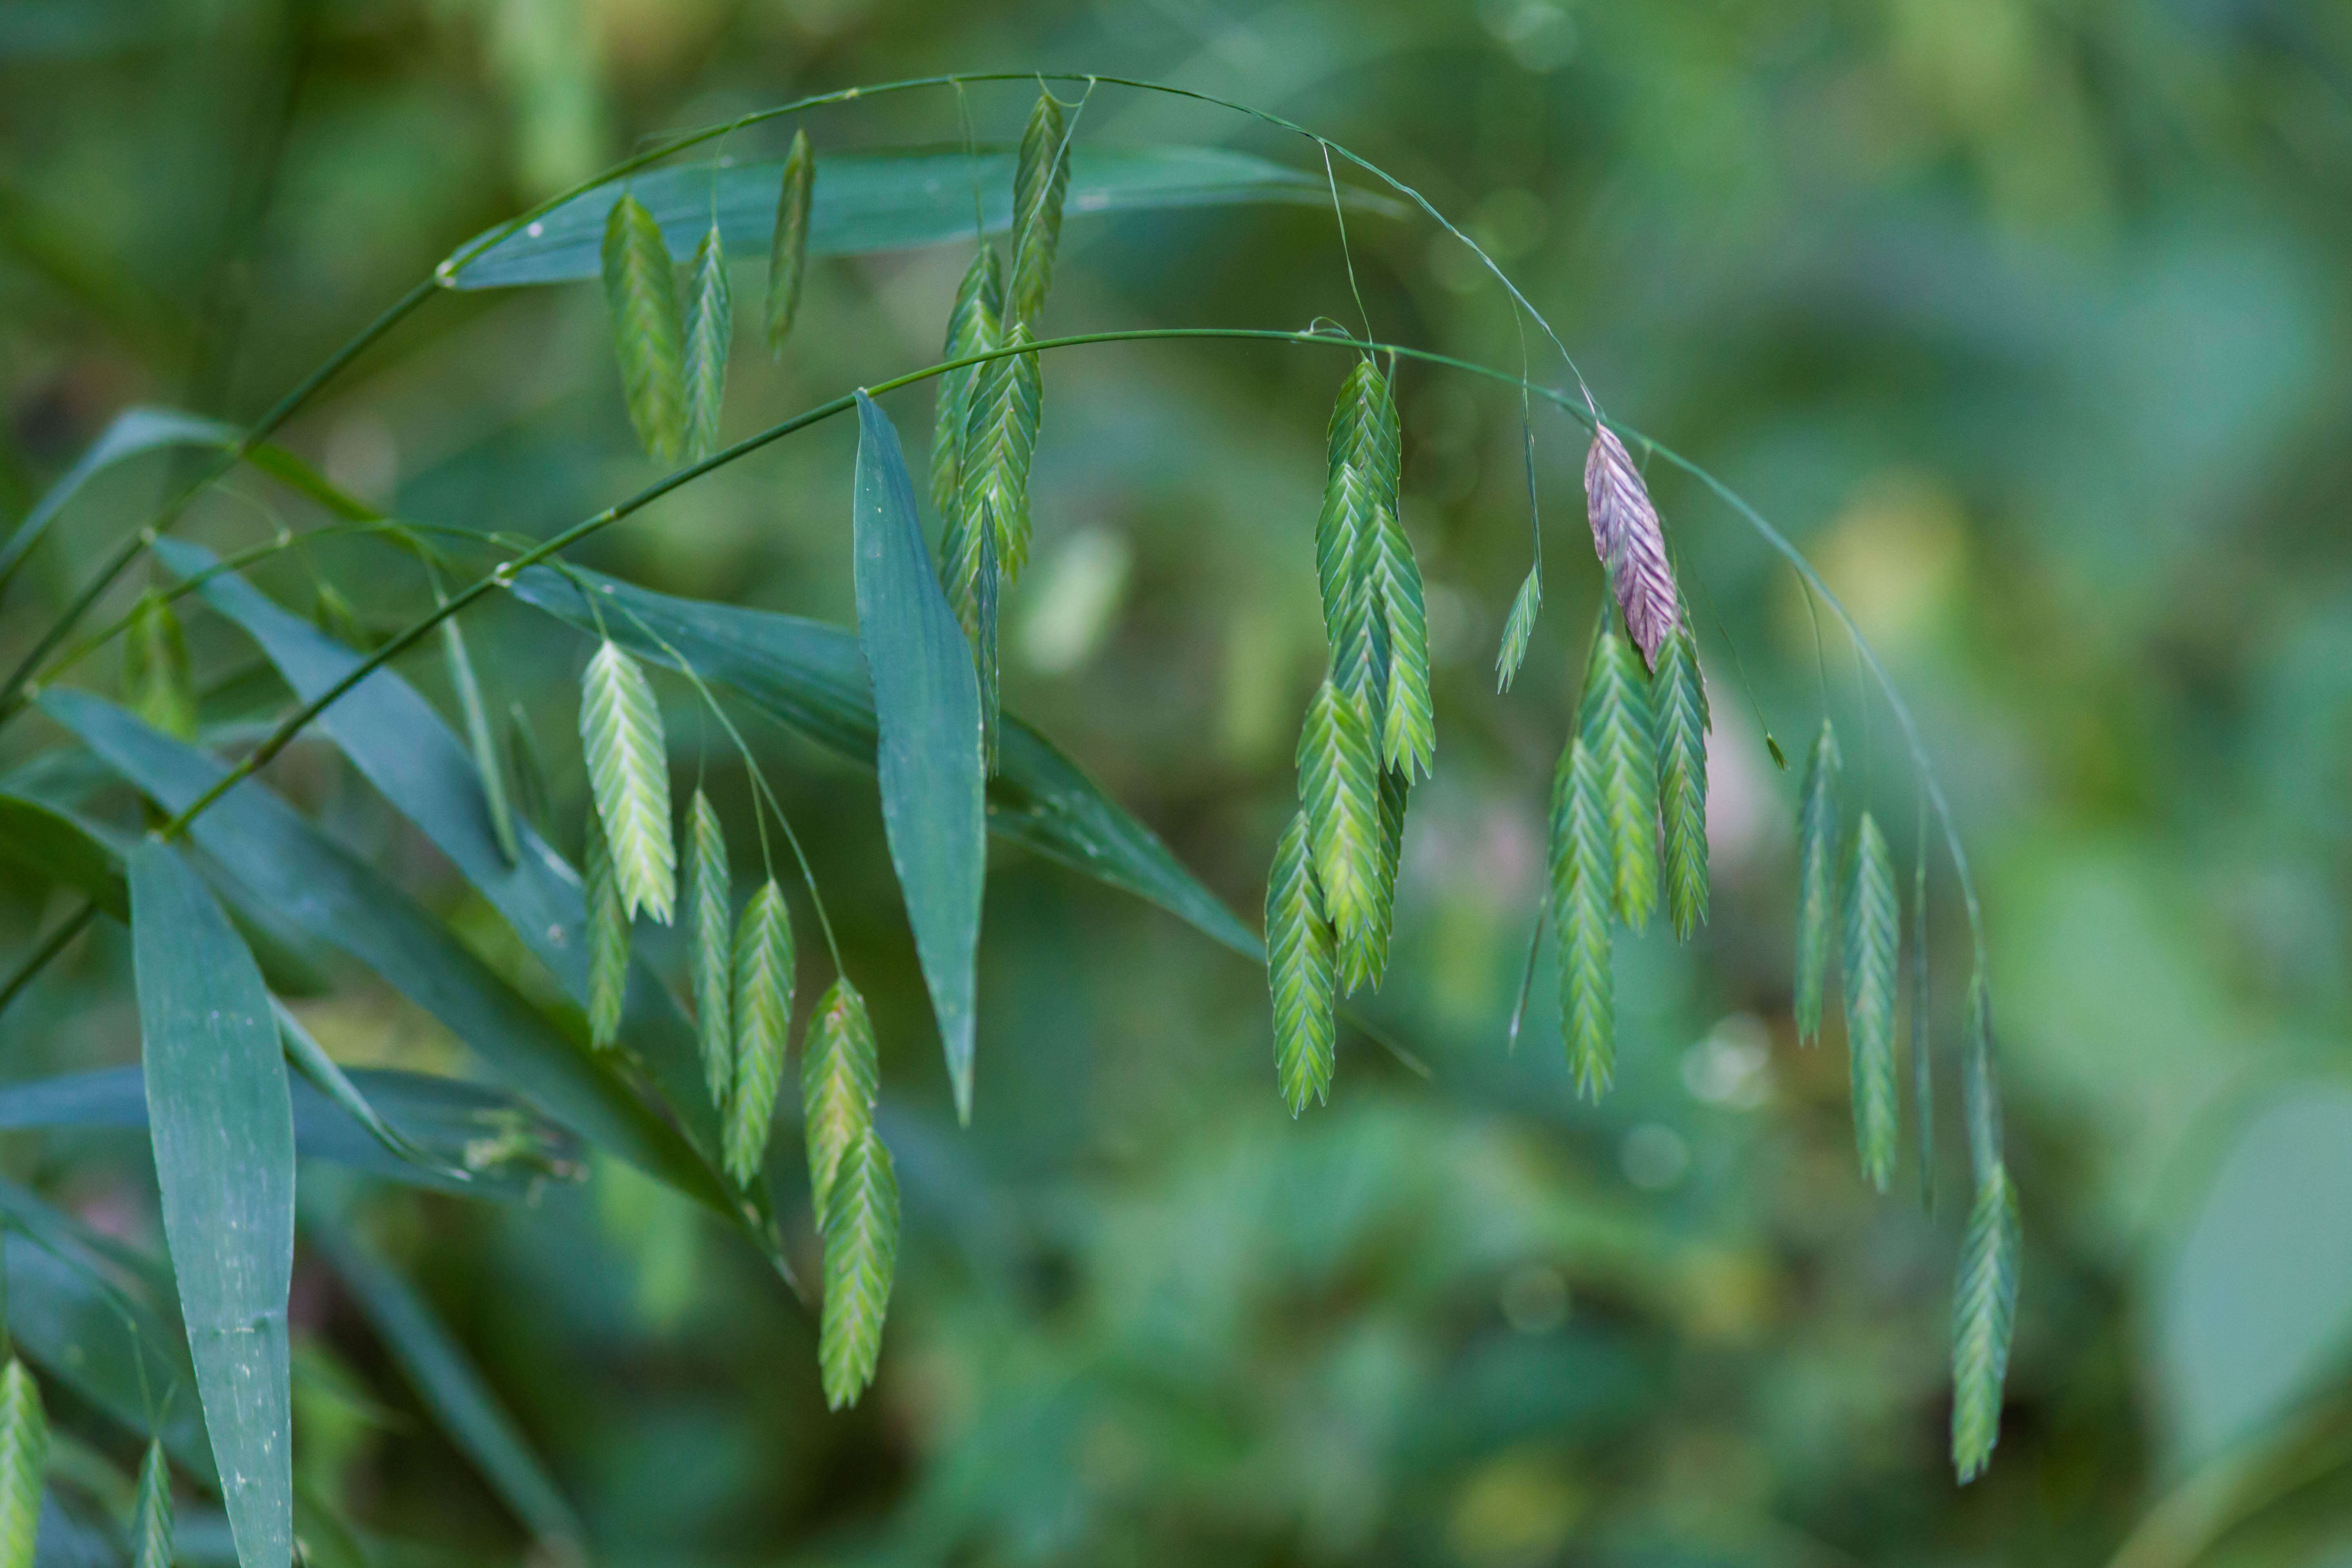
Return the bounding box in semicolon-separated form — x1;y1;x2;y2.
959;318;1041;580
1951;1160;2021;1482
601;193;685;462
1007;89;1073;326
765;128;814;352
123;591;196;740
579;640;675;923
1650;617;1710;941
1494;563;1541;694
0;1359;47;1568
686;789;733;1106
801;978;879;1221
131;1439;172;1568
1550;735;1615;1098
1578;628;1659;930
725;878;795;1186
931;245;1002;524
1339;764;1407;996
1316;359;1402;724
1297;677;1382;967
819;1125;900;1410
681;222;732;463
1366;504;1434;779
1794;718;1843;1043
1265;811;1336;1114
1844;809;1900;1191
1583;423;1679;668
583;807;629;1048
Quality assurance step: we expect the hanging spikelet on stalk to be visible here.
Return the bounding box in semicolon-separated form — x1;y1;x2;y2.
131;1440;172;1568
1583;422;1679;669
681;223;732;464
725;879;795;1185
765;129;815;354
1266;811;1336;1114
601;193;686;462
686;789;733;1105
0;1356;47;1568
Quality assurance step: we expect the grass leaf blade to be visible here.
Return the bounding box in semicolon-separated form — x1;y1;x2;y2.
438;613;519;866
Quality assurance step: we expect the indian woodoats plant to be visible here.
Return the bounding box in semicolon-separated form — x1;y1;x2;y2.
0;71;2018;1567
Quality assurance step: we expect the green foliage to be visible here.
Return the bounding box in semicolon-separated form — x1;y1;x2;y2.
0;1361;45;1568
1550;736;1614;1099
1578;628;1658;931
1296;678;1381;973
1844;810;1899;1192
959;318;1042;581
725;880;794;1187
931;245;1003;524
439;612;519;866
132;1439;173;1568
583;809;628;1049
801;979;878;1222
579;639;676;924
1007;89;1074;326
686;789;733;1106
1794;718;1842;1044
1265;811;1336;1114
1494;563;1541;693
1951;1162;2021;1483
818;1126;899;1410
681;223;732;464
122;591;196;740
506;702;551;839
600;193;686;463
764;129;814;353
1650;617;1709;941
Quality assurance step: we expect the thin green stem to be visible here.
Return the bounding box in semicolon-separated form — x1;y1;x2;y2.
0;901;97;1013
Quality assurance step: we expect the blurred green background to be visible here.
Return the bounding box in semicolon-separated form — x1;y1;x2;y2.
6;0;2352;1563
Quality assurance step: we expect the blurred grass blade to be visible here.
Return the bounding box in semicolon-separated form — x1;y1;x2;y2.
1265;812;1334;1116
446;147;1395;290
272;1000;472;1189
817;1126;898;1411
506;704;550;837
437;613;519;866
681;222;731;463
852;391;984;1122
506;565;1258;960
122;592;196;741
300;1200;584;1548
1007;89;1073;326
151;546;740;1205
0;1359;46;1568
724;880;794;1187
129;839;295;1568
0;1066;577;1199
1795;718;1842;1044
42;689;723;1215
0;407;235;592
1843;810;1899;1193
1951;1160;2020;1482
764;129;813;353
601;194;686;463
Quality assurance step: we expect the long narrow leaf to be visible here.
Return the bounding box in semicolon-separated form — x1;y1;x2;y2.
851;391;984;1122
0;408;236;591
505;564;1258;959
41;691;722;1215
300;1201;584;1547
129;840;294;1568
447;147;1397;290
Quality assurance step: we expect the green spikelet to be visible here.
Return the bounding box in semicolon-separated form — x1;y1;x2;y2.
1494;564;1541;694
681;222;732;463
958;318;1042;581
818;1125;899;1410
931;245;1002;523
686;789;733;1106
584;808;628;1048
1339;765;1407;995
122;591;196;740
1578;628;1659;929
724;879;795;1186
1951;1160;2021;1482
131;1440;172;1568
579;640;675;923
1912;833;1935;1209
1367;506;1434;780
1551;736;1615;1099
1315;360;1402;727
601;193;685;462
1265;812;1336;1115
0;1359;47;1568
1297;677;1381;966
1650;617;1709;940
1844;809;1900;1192
1794;718;1843;1043
765;129;814;353
1006;89;1073;326
801;978;879;1221
976;512;1001;775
